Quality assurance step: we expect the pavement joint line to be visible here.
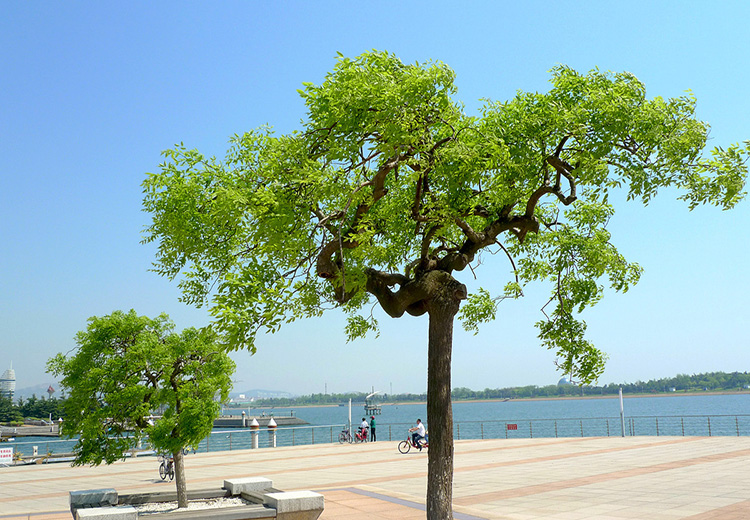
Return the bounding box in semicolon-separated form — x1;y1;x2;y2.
321;487;488;520
0;437;719;508
3;437;750;518
0;514;70;520
681;499;750;519
453;446;750;506
0;435;672;487
454;436;704;474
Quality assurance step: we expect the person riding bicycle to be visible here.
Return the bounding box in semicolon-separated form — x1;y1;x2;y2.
409;419;426;450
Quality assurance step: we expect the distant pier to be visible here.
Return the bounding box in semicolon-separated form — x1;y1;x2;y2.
1;424;59;438
213;415;308;428
1;415;308;440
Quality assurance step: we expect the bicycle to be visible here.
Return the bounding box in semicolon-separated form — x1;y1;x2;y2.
398;432;428;454
338;427;353;444
354;426;369;443
158;454;175;481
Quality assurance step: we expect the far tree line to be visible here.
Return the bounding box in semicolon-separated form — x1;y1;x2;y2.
0;394;66;424
453;370;750;399
231;371;750;407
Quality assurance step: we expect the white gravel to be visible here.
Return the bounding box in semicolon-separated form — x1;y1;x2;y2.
134;497;250;515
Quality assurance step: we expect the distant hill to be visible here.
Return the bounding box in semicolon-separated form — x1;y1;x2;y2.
230;389;296;400
14;383;59;400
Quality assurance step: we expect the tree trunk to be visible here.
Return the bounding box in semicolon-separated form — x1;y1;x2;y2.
425;276;464;520
173;449;188;508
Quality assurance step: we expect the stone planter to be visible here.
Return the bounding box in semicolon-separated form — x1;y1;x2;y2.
69;477;323;520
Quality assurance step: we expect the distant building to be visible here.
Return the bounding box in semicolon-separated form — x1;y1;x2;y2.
557;377;573;386
0;363;16;400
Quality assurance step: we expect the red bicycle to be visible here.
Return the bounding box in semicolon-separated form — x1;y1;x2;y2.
398;432;428;453
354;427;369;443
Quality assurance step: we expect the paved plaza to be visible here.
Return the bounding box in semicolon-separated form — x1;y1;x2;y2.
2;436;750;519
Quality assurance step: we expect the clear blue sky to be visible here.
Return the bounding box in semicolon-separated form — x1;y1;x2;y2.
2;1;749;396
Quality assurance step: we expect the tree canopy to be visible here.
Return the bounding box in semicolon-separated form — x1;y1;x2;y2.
142;50;748;519
47;310;235;508
143;51;747;383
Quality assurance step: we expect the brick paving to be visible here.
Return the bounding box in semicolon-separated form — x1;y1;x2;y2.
1;436;750;519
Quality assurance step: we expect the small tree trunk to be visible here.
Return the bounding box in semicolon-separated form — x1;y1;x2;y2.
173;449;188;508
425;275;464;520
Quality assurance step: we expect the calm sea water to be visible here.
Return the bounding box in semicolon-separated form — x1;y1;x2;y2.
240;393;750;426
8;393;749;457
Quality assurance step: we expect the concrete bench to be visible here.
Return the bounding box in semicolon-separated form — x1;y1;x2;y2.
223;477;274;495
69;489;119;519
69;478;322;520
263;491;324;520
75;506;137;520
225;478;322;520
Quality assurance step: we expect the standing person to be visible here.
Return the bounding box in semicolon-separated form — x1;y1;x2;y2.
409;418;426;450
360;417;368;439
369;415;376;442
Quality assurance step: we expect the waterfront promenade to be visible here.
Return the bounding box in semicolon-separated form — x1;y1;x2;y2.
2;436;750;519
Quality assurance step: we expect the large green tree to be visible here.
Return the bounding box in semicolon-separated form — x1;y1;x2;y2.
47;310;235;509
142;51;748;519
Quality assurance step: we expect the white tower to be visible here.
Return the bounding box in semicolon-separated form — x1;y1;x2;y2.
0;362;16;400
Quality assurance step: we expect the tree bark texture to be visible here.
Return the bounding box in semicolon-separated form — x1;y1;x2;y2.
174;449;188;508
425;275;465;520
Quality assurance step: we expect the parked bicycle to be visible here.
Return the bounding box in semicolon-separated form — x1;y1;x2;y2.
158;454;175;481
338;426;370;444
354;426;369;443
398;431;428;453
338;427;353;444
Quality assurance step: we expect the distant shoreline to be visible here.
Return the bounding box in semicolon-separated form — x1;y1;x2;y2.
228;389;750;409
452;390;750;404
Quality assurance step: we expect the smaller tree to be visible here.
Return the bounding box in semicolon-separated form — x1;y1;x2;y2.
0;395;23;423
47;310;235;508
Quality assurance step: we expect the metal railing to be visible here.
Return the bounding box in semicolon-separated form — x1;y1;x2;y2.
4;424;349;458
200;425;342;451
443;415;750;440
4;414;749;460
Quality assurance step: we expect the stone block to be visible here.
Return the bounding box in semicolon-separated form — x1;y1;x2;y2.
263;491;324;520
223;477;273;495
69;488;118;509
75;506;137;520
